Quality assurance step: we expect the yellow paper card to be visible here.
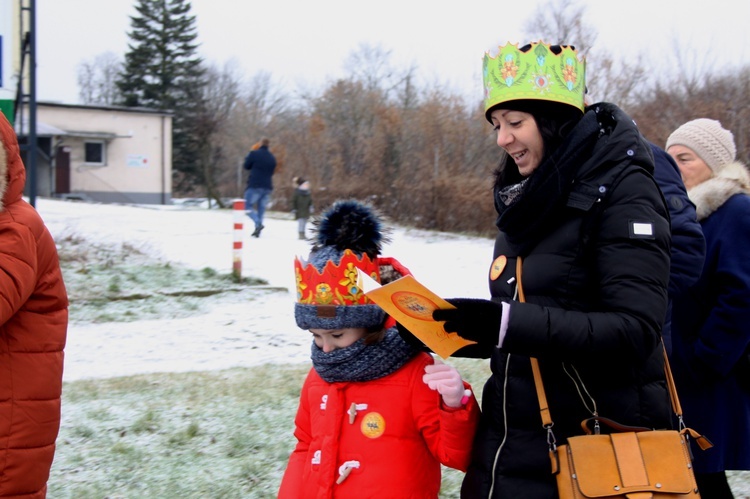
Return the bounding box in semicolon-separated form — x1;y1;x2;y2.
358;270;476;358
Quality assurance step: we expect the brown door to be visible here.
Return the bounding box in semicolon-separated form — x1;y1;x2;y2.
55;146;70;194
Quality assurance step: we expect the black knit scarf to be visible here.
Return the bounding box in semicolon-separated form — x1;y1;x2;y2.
494;110;600;254
311;327;420;383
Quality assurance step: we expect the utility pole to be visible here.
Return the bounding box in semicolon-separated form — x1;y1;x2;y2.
16;0;37;207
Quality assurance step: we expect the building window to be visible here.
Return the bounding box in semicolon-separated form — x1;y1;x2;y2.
84;141;106;165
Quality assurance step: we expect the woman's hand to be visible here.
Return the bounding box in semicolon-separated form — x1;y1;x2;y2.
433;298;504;348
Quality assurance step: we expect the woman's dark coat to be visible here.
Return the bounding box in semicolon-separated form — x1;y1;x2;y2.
459;103;673;498
671;160;750;474
648;143;705;355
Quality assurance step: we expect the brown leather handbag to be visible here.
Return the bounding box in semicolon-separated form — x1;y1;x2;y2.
515;258;713;499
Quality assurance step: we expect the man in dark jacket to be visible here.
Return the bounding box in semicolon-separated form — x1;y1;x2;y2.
243;138;277;237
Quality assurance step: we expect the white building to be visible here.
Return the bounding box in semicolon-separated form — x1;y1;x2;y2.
16;102;173;204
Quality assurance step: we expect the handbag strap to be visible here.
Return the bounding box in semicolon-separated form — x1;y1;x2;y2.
517;258;555;428
661;344;683;417
518;257;684;429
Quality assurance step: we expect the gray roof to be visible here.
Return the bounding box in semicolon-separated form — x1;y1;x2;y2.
14;120;67;136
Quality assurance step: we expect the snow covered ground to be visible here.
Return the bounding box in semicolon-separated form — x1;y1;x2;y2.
36;198;492;381
34;198;750;493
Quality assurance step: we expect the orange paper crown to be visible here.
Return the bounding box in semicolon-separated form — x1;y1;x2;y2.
295;249;381;306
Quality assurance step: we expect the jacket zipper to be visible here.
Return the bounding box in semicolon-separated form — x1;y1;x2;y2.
488;354;512;498
488;276;520;498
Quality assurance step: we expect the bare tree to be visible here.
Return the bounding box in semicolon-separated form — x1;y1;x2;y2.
238;72;288;130
522;0;648;108
343;43;418;104
76;51;123;105
523;0;596;51
344;43;393;91
308;79;381;178
631;64;750;165
192;61;243;206
669;37;724;97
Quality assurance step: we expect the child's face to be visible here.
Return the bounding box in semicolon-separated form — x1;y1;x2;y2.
310;328;367;353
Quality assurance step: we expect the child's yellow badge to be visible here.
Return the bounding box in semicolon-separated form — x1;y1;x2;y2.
360;412;386;439
490;255;507;281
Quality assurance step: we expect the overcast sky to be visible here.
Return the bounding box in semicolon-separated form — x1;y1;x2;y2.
34;0;750;105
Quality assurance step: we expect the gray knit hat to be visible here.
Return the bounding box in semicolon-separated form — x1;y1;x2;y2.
294;200;388;330
665;118;736;171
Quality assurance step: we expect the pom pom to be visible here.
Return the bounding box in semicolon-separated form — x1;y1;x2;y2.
313;200;388;258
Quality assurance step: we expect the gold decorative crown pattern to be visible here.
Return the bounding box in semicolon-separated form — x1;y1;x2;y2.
295;249;380;306
482;41;586;117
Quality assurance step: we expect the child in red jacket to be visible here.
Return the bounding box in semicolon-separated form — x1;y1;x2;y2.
279;200;479;499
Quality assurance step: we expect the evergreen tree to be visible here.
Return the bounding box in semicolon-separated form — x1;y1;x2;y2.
116;0;207;192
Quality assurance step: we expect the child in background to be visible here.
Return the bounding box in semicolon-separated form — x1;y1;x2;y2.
278;200;479;498
291;177;313;240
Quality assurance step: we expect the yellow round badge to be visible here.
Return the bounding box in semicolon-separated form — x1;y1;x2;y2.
490;255;507;281
360;412;386;439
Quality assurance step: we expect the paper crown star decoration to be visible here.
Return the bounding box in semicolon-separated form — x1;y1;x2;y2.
294;249;380;307
482;40;586;121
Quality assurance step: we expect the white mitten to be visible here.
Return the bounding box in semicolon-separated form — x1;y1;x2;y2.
423;357;470;408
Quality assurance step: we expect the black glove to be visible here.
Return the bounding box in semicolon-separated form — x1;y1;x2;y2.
396;321;433;353
433;298;504;349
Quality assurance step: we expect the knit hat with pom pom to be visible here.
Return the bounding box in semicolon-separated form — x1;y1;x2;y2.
294;200;392;330
666;118;736;171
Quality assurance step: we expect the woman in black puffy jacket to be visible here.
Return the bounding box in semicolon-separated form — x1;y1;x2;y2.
405;41;674;498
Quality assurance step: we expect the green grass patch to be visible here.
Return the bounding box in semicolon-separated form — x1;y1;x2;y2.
50;360;750;498
57;233;267;323
50;359;494;498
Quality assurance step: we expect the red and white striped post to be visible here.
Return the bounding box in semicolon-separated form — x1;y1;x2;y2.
232;199;245;282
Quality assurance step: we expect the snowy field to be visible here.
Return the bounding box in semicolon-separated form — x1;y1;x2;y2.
36;198;492;381
36;198;750;494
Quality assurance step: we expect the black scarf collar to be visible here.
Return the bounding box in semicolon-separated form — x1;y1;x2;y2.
494;109;601;254
311;327;421;383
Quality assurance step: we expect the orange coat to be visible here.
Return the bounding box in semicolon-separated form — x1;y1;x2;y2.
278;352;479;499
0;113;68;497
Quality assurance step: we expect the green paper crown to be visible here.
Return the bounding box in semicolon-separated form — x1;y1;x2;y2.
482;41;586;121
